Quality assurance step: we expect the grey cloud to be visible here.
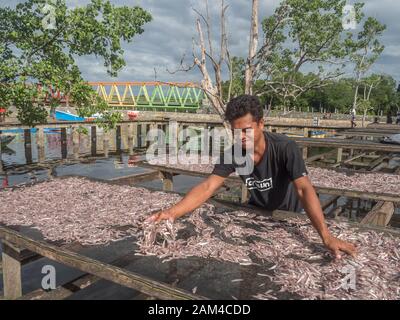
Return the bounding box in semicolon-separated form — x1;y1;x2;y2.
1;0;400;82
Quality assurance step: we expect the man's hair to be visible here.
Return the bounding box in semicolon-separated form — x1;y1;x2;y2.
224;95;264;123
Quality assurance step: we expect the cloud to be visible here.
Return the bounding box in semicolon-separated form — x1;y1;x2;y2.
1;0;400;82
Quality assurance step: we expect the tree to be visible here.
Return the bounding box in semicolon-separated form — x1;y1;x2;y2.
0;0;152;127
256;0;366;109
347;17;386;113
222;56;245;100
244;0;259;95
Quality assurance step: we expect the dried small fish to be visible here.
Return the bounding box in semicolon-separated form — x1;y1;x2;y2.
1;177;399;300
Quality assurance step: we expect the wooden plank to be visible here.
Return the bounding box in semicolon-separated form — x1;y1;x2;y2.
139;162;400;203
305;150;336;164
291;136;400;153
0;120;349;131
0;226;205;300
345;161;370;167
331;152;365;168
109;171;160;185
19;250;142;300
367;155;389;171
2;241;42;266
361;201;394;227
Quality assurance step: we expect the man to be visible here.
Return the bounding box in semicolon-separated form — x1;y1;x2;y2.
350;109;357;128
149;95;356;259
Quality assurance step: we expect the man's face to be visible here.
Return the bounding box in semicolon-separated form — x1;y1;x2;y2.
230;113;264;150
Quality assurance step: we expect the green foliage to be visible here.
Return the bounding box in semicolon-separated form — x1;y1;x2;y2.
0;0;152;127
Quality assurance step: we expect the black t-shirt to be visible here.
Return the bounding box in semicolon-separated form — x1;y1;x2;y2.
211;131;308;213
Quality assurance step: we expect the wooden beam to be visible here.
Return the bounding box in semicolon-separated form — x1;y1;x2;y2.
321;196;341;211
326;206;343;219
0;226;205;300
72;126;80;160
103;130;110;158
37;126;45;163
361;201;394;227
241;183;249;204
18;250;143;300
0;131;3;174
291;136;400;153
367;155;389;171
60;127;68;159
109;171;160;185
139;162;400;203
336;147;343;163
305;150;336;164
160;170;174;192
1;241;23;299
331;152;366;168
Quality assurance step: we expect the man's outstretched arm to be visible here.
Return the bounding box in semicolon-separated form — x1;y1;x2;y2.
293;175;357;259
148;174;226;222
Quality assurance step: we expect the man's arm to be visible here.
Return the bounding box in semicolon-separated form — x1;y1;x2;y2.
148;174;226;222
293;175;356;259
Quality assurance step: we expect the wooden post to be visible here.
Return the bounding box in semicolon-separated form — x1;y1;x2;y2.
116;125;122;154
302;128;309;160
60;127;68;159
127;123;134;155
103;130;110;158
0;129;3;174
1;241;23;300
148;123;157;149
361;201;394;227
72;126;80;160
91;126;97;156
169;121;179;158
36;126;45;163
336;147;343;163
241;183;249;204
24;129;33;164
160;171;173;192
137;123;142;148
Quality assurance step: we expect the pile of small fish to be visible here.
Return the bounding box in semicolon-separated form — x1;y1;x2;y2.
1;177;399;299
149;157;400;195
0;177;193;245
140;208;400;300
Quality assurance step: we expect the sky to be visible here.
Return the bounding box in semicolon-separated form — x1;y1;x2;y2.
1;0;400;84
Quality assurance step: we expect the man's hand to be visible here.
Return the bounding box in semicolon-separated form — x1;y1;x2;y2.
147;209;176;223
323;235;357;259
